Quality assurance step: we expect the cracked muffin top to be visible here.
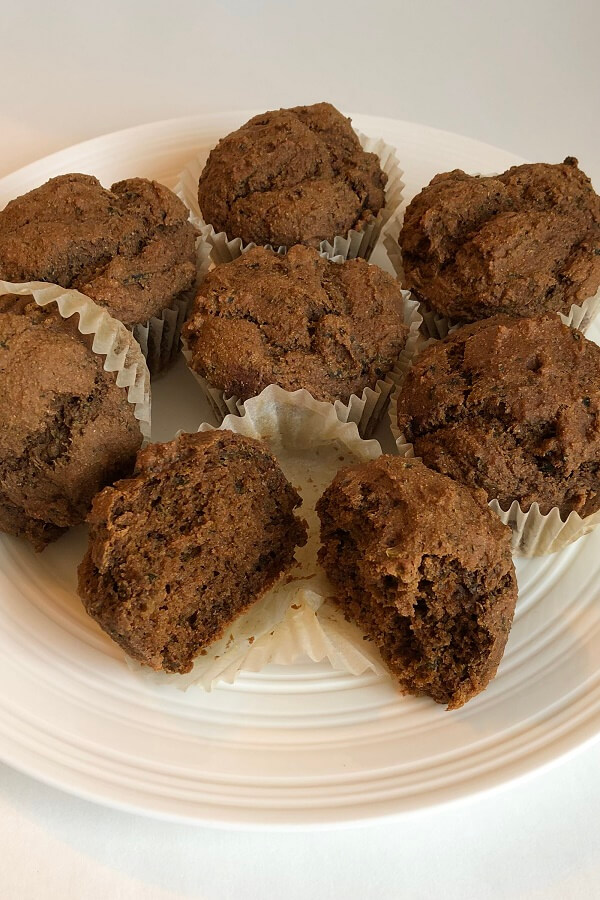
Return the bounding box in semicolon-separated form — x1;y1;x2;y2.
0;295;142;550
0;173;198;326
399;158;600;321
197;102;387;248
183;244;409;404
396;314;600;517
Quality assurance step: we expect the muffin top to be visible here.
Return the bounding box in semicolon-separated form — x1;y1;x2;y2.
78;429;307;673
0;173;197;326
197;102;387;248
318;455;515;586
400;158;600;321
0;295;142;549
396;314;600;517
183;244;409;404
317;456;517;708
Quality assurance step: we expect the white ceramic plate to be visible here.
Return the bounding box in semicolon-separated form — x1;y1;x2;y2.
0;113;599;829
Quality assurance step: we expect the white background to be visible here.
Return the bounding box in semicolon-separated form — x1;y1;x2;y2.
1;1;599;897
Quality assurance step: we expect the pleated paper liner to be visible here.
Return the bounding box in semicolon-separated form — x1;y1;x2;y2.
182;273;423;439
388;357;600;557
126;385;386;691
415;289;600;341
175;129;404;264
488;499;600;556
0;279;151;439
132;235;212;375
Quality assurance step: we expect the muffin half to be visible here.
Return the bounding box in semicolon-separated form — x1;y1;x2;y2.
78;430;308;673
317;456;517;709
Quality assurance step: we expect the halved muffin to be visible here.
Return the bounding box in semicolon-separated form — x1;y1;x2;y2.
78;430;308;673
317;456;517;708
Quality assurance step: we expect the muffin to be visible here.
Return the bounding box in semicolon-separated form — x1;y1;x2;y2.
197;102;387;250
400;158;600;322
0;295;143;550
317;456;517;709
183;245;410;408
0;174;199;367
396;315;600;518
77;430;308;673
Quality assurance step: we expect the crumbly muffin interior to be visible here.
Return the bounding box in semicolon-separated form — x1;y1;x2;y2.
78;431;307;673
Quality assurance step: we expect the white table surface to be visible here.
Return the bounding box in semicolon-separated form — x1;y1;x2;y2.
1;1;599;897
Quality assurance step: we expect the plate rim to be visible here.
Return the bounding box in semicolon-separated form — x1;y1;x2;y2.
0;108;526;196
1;686;600;831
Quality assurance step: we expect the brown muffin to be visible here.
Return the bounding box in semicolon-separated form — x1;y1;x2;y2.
78;430;308;673
400;158;600;321
0;295;143;550
317;456;517;709
183;245;409;405
396;315;600;517
197;102;387;248
0;174;197;328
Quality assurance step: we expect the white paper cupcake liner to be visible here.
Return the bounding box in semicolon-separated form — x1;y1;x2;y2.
175;128;404;264
182;249;424;437
0;279;151;439
388;353;600;557
488;499;600;556
383;232;600;338
126;385;385;691
415;289;600;342
558;289;600;332
132;236;212;375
